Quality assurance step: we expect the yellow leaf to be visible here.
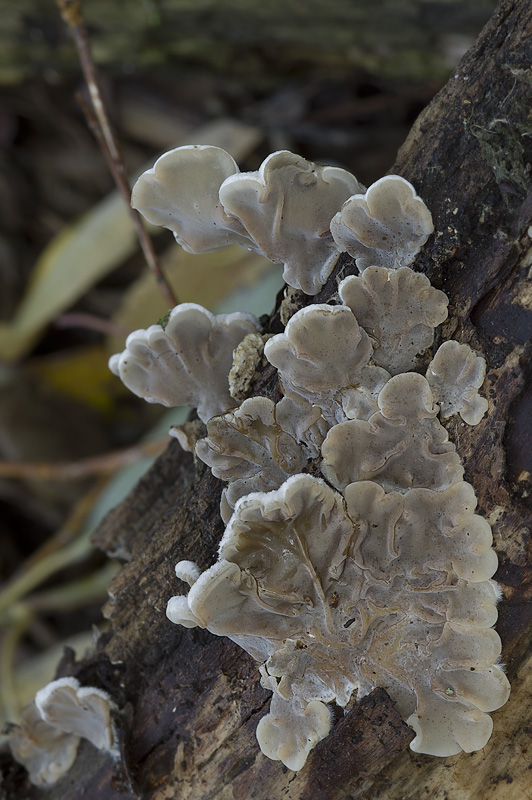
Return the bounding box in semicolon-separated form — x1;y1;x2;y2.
107;244;279;354
31;346;119;414
0;120;262;362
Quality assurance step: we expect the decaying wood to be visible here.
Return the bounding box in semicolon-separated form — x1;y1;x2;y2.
2;0;531;798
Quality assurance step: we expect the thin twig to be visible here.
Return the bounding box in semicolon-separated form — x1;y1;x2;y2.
55;311;130;337
0;535;93;622
0;609;33;723
21;480;108;574
0;562;119;629
56;0;178;308
0;437;169;481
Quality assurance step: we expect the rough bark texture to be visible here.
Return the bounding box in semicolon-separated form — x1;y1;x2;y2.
2;0;496;84
3;0;532;798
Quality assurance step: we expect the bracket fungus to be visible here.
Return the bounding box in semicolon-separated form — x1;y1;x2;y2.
8;702;81;788
8;678;117;787
109;303;260;423
264;303;389;423
339;267;449;374
321;373;464;493
131;145;252;252
195;396;309;522
167;473;507;765
218;150;363;294
114;146;508;772
426;340;489;425
330;175;434;271
132;146;363;295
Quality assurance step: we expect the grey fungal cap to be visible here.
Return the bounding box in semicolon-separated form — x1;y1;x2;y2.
166;472;508;767
131;145;252;252
129;145;505;769
339;267;448;375
9;677;117;786
195;396;308;522
219;150;363;294
321;373;464;493
330;175;434;271
8;702;80;787
264;303;386;423
132;146;364;296
35;678;117;754
426;340;489;425
109;303;260;423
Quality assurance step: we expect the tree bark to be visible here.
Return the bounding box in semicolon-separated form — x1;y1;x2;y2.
2;0;532;798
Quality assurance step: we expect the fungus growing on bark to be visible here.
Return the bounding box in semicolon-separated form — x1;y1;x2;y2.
35;677;117;754
195;396;308;522
122;146;505;771
166;473;508;766
132;146;363;295
426;340;489;425
131;145;252;252
330;175;434;271
264;303;389;423
321;373;464;493
8;678;117;786
218;150;363;294
339;267;449;374
8;702;80;787
109;303;260;423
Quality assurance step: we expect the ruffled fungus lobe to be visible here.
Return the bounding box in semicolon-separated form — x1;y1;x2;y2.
426;340;489;425
126;144;505;770
132;146;363;296
330;175;434;271
195;396;308;522
264;304;389;422
256;693;332;772
339;267;449;374
8;702;80;787
35;677;117;753
166;473;508;767
109;303;260;423
274;396;329;458
219;150;362;294
9;678;117;786
131;145;252;252
321;373;464;492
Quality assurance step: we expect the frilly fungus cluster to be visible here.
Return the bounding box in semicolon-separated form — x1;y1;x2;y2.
8;678;117;786
111;147;508;771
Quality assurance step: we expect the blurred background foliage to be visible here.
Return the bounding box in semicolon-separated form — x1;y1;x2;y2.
0;0;497;735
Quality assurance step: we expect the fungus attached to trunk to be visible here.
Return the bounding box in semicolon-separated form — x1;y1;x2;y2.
426;340;489;425
339;267;449;374
8;678;117;786
218;150;363;294
132;146;364;295
195;396;309;522
109;303;260;423
166;472;508;766
330;175;434;270
120;146;506;772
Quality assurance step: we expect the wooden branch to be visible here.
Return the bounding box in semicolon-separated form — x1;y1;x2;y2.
0;438;169;481
56;0;178;308
3;1;531;797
